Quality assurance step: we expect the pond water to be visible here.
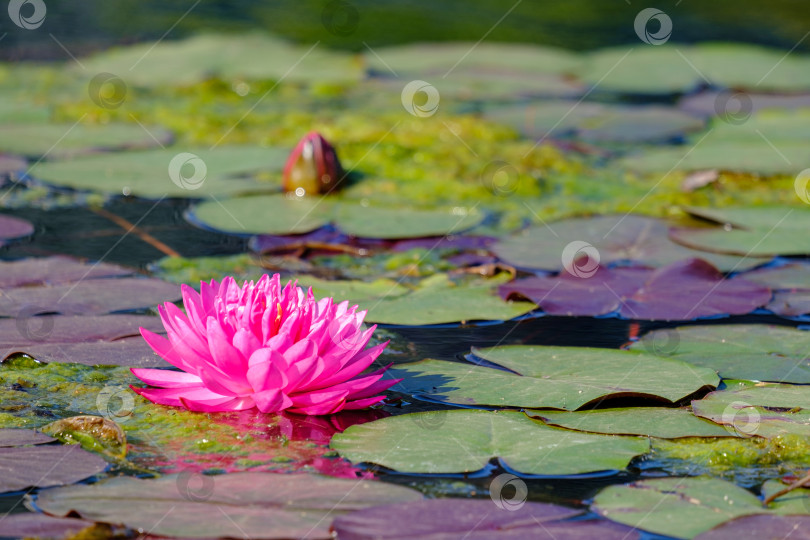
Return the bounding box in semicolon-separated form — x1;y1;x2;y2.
3;3;810;539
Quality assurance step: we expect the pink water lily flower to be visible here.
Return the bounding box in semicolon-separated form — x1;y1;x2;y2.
131;274;397;415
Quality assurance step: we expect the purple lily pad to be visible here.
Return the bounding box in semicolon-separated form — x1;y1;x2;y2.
332;499;640;540
0;314;165;365
694;514;810;539
0;154;27;176
392;235;497;252
0;429;55;447
32;472;423;539
0;513;96;538
0;314;163;346
679;90;810;118
0;213;34;243
0;256;133;288
0;444;107;493
764;290;810;317
622;259;771;320
4;337;168;367
500;259;770;320
0;277;179;316
500;265;648;316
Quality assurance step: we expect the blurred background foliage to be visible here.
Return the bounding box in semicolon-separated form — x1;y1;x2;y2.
3;0;810;60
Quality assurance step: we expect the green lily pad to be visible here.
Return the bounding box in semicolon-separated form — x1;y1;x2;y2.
622;139;810;176
761;477;810;513
29;146;287;198
492;215;767;272
691;383;810;438
189;196;483;239
0;123;171;159
580;43;810;94
365;42;581;77
531;407;734;439
742;263;810;290
364;274;534;325
189;194;331;235
330;410;649;476
31;472;422;539
81;33;363;87
670;206;810;257
631;325;810;383
331;204;482;239
485;102;704;143
390;345;719;409
593;477;767;538
290;275;409;307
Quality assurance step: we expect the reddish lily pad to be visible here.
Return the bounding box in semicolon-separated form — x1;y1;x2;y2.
4;338;166;367
501;259;770;320
0;154;27;176
679;91;810;118
0;429;55;447
499;265;646;317
492;215;767;272
766;290;810;317
695;514;810;540
0;444;107;493
32;472;423;539
0;514;97;538
0;256;132;288
0;213;34;244
333;499;640;540
0;315;165;365
0;277;179;316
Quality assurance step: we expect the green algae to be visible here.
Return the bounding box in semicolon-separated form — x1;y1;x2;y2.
0;356;373;476
649;434;810;486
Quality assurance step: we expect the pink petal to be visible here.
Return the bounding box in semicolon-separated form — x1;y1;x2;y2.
205;317;248;377
130;368;203;388
140;328;196;372
311;341;388;389
246;348;288;391
342;395;386;410
252;388;292;413
131;385;228;407
180;395;255;412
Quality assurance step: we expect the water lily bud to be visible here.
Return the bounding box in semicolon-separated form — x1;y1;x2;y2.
282;131;344;196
